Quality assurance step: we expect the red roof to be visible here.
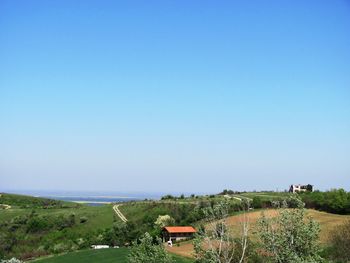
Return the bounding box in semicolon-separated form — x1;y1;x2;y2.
163;226;196;233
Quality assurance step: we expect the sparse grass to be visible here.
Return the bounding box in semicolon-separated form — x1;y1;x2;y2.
166;240;194;259
225;209;350;243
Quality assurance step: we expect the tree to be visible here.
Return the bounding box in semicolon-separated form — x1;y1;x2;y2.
154;215;175;229
252;197;262;209
193;200;250;263
161;194;174;200
128;232;173;263
257;196;322;263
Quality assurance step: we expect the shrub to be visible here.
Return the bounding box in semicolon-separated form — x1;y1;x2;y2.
52;242;72;254
328;219;350;262
79;216;88;223
26;217;49;233
1;258;23;263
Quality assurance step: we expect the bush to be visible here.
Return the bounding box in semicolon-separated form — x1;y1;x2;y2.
328;220;350;262
26;217;49;233
79;216;88;223
1;258;23;263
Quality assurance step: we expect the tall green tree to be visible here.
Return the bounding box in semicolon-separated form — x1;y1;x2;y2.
128;232;173;263
258;196;323;263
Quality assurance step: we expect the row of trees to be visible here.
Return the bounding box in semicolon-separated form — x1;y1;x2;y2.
299;189;350;214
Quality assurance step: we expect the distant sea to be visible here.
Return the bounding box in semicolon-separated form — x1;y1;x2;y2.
43;195;142;206
2;190;163;206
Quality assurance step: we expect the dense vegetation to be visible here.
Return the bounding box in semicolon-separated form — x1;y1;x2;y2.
233;189;350;215
0;194;115;260
299;189;350;214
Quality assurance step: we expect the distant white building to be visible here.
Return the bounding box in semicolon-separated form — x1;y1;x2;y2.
289;184;313;193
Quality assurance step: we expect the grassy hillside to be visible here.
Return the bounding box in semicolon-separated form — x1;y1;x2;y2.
118;196;243;228
0;193;74;209
0;194;116;260
168;208;350;258
31;248;193;263
224;208;350;242
1;191;348;261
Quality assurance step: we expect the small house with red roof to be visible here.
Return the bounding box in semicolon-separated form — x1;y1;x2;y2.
162;226;196;242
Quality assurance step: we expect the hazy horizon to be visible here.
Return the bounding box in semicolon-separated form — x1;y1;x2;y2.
1;1;350;193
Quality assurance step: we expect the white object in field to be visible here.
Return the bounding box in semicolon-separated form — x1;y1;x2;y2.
167;240;173;247
91;245;110;249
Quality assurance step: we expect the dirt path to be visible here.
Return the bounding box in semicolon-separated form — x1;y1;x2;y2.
113;204;128;222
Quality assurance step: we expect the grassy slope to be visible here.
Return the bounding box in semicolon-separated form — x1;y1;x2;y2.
245;209;347;239
223;208;350;243
31;248;193;263
0;193;74;209
118;197;241;221
2;192;348;261
0;202;116;234
168;208;350;258
0;194;117;260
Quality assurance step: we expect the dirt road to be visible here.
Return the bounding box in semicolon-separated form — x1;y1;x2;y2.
113;204;128;222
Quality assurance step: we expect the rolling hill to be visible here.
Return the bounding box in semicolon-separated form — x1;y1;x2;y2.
167;208;350;258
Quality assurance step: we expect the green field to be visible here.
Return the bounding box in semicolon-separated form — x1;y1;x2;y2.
31;248;130;263
31;248;193;263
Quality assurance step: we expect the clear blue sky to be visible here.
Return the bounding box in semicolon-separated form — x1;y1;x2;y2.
1;0;349;193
